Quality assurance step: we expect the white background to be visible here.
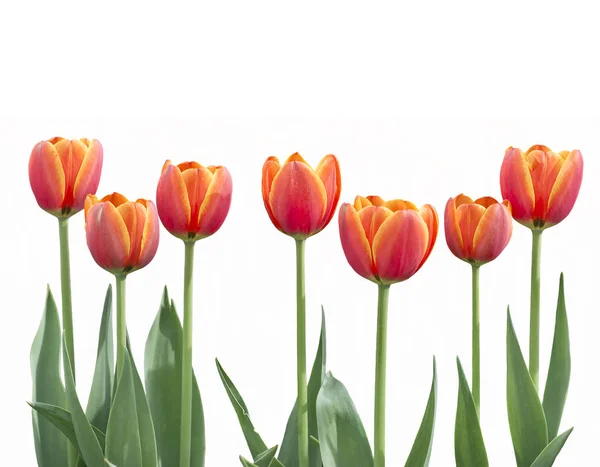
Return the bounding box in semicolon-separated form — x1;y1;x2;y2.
1;2;599;467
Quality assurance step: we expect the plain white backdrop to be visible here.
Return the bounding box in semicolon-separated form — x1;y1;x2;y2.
1;1;599;466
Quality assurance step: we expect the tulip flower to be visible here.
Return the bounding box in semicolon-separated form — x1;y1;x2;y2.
85;192;160;380
156;160;232;467
338;195;438;467
500;145;583;390
444;194;513;413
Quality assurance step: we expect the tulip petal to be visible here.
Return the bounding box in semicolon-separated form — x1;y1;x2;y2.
261;157;282;230
444;198;464;260
455;203;486;258
455;194;474;206
138;201;160;270
384;199;418;212
315;154;341;232
500;148;535;225
182;166;213;232
354;196;372;210
526;150;563;221
366;196;385;206
372;210;429;284
73;139;103;211
29;141;65;213
117;202;145;265
474;196;498;208
269;161;327;238
85;202;130;272
156;164;191;238
53;139;88;209
473;203;513;263
339;204;376;281
546;150;584;226
197;166;233;237
418;204;438;269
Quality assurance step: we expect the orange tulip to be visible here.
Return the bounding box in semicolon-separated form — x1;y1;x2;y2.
156;160;233;241
444;194;512;265
339;196;438;284
262;153;341;239
500;145;583;229
28;137;103;218
84;193;160;275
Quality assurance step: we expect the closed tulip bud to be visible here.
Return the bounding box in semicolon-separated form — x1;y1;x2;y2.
156;160;232;242
500;145;583;230
28;137;103;218
444;194;512;265
339;195;438;285
84;193;160;275
262;153;341;239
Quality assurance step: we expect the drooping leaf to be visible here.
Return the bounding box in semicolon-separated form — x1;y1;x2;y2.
405;357;437;467
316;372;373;467
144;288;205;466
279;307;327;467
105;349;143;467
454;357;488;467
30;287;69;467
507;309;548;467
530;427;574;467
86;285;115;433
543;274;571;440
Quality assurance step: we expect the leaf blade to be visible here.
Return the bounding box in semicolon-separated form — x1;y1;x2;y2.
530;427;574;467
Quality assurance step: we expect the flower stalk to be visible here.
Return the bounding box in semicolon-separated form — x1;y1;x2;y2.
374;283;390;467
471;264;480;414
295;239;309;467
115;274;127;381
529;230;542;390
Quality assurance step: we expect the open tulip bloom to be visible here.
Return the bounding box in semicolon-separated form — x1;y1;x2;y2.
26;141;582;467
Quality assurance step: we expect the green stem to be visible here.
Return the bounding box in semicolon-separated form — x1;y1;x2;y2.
374;283;390;467
295;239;308;467
472;264;481;416
58;218;76;467
115;274;127;382
529;230;543;390
180;241;195;467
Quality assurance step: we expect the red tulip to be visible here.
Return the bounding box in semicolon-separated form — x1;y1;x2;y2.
339;195;438;284
262;153;341;239
29;137;103;218
500;145;583;229
445;194;512;265
156;160;232;241
84;193;159;275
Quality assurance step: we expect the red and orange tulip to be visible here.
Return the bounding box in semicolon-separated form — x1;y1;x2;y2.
28;137;103;218
156;160;233;242
500;145;583;229
84;193;160;275
262;153;341;239
444;194;512;265
339;196;438;284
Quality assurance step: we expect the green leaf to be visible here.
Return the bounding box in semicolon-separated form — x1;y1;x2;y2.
216;358;268;459
30;287;68;467
316;372;373;467
454;357;488;467
105;349;143;467
254;446;279;467
543;274;571;440
144;288;205;466
279;307;327;467
240;457;259;467
405;357;437;467
63;336;105;467
86;285;115;433
530;427;574;467
507;309;548;467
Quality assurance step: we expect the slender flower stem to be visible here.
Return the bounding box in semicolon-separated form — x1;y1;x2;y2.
295;239;309;467
471;264;481;415
58;218;76;467
115;274;127;382
529;230;543;390
180;241;195;467
374;283;390;467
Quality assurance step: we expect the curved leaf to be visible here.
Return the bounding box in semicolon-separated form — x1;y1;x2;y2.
530;427;574;467
254;446;278;467
316;372;373;467
405;357;437;467
507;309;548;467
543;274;571;440
454;357;488;467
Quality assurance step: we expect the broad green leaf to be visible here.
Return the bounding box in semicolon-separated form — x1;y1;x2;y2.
543;274;571;440
30;287;68;467
216;358;268;458
507;310;548;467
105;349;143;467
86;285;115;433
240;457;259;467
454;357;488;467
530;427;574;467
269;458;285;467
144;289;205;466
63;336;105;467
405;357;437;467
316;372;373;467
28;402;107;451
279;307;327;467
254;446;278;467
